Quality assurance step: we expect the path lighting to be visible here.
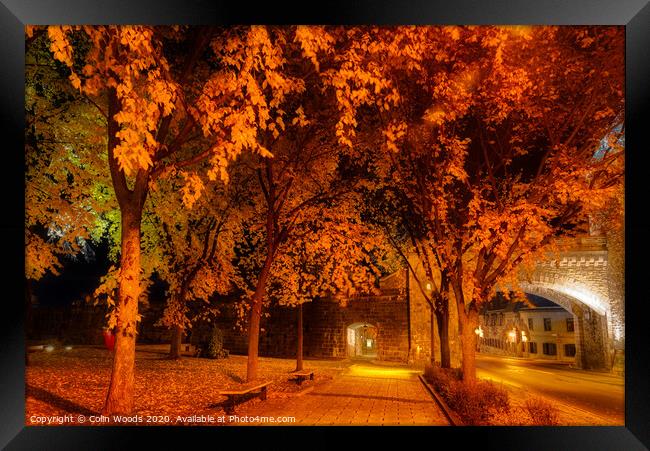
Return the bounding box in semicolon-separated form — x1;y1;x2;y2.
65;346;73;351
45;345;54;352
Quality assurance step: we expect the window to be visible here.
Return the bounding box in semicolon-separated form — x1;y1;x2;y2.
566;318;574;332
528;318;534;331
564;344;576;357
543;318;552;331
543;343;557;355
498;313;504;326
529;342;537;354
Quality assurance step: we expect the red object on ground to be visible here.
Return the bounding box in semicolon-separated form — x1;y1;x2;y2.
102;330;115;352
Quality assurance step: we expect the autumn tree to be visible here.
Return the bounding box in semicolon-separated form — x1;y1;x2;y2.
265;195;392;371
25;30;111;283
363;182;454;367
380;26;624;382
345;26;476;368
232;122;358;381
25;32;117;365
151;169;248;359
42;25;337;414
214;25;408;382
38;24;397;408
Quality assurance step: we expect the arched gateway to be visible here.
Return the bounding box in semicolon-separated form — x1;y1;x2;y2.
346;322;378;358
512;235;624;371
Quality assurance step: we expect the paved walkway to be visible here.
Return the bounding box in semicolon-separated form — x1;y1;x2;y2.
231;361;449;425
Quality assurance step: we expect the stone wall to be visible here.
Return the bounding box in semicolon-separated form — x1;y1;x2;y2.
27;301;109;345
405;257;461;367
605;228;625;350
573;303;609;370
303;292;410;362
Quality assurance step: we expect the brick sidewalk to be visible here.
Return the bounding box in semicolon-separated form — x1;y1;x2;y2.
231;362;450;425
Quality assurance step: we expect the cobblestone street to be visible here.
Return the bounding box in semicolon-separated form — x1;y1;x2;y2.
232;361;449;425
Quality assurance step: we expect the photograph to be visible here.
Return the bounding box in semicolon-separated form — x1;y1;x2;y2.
22;24;628;429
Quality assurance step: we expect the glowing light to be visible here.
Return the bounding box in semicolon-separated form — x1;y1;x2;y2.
521;281;607;316
45;345;54;352
366;339;372;347
507;329;517;343
347;328;355;346
474;325;484;338
65;346;72;351
348;365;417;379
521;331;528;343
559;285;607;316
425;281;433;292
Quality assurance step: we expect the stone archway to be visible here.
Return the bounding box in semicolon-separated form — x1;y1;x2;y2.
512;237;622;372
346;322;378;359
519;282;610;370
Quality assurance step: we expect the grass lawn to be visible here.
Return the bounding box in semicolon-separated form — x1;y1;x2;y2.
26;345;352;425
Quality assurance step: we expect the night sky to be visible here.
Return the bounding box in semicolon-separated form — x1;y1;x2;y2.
32;240;112;307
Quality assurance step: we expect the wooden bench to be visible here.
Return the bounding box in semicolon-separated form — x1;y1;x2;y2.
180;343;199;357
218;381;271;414
290;370;314;385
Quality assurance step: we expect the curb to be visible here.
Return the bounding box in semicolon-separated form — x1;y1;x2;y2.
418;374;463;426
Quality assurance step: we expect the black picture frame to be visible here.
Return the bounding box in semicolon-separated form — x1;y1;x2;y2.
2;1;649;449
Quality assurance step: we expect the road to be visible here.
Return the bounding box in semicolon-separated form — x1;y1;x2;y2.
476;354;624;424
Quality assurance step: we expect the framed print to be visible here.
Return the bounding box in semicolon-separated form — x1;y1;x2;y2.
2;0;649;449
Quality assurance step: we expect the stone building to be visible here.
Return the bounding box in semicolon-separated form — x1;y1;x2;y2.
478;294;578;363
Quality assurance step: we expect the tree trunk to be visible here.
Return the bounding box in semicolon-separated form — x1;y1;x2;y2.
457;304;479;384
246;252;274;382
102;206;142;415
436;309;451;369
296;303;304;371
169;324;183;359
